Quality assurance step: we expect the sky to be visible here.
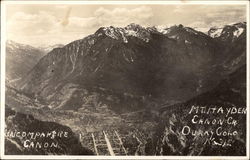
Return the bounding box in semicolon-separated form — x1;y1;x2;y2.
5;4;246;47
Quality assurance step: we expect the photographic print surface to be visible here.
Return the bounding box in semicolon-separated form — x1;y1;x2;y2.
1;1;249;158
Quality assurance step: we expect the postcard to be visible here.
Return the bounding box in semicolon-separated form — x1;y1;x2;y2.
1;0;249;159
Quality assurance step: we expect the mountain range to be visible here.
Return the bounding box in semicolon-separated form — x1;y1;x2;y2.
16;22;246;112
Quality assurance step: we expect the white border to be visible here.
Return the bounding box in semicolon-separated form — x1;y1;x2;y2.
1;0;250;5
1;1;6;159
0;1;249;160
246;1;250;159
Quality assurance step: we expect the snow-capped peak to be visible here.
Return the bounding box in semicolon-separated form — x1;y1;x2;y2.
208;22;246;39
95;24;151;43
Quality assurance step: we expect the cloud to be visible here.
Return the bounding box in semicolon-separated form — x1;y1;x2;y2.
7;11;60;35
93;6;153;27
173;6;183;13
7;11;71;46
181;5;246;29
7;5;154;46
61;7;72;26
68;17;97;29
188;21;207;28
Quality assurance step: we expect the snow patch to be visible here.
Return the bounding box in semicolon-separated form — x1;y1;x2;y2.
123;53;130;62
233;28;244;38
185;28;198;35
169;35;177;39
120;30;128;43
88;39;95;45
125;30;138;37
97;33;103;37
194;27;210;34
155;26;169;34
210;28;223;38
185;40;191;44
104;27;119;40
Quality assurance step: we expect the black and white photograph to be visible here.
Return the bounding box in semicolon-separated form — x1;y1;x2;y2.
1;0;249;159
